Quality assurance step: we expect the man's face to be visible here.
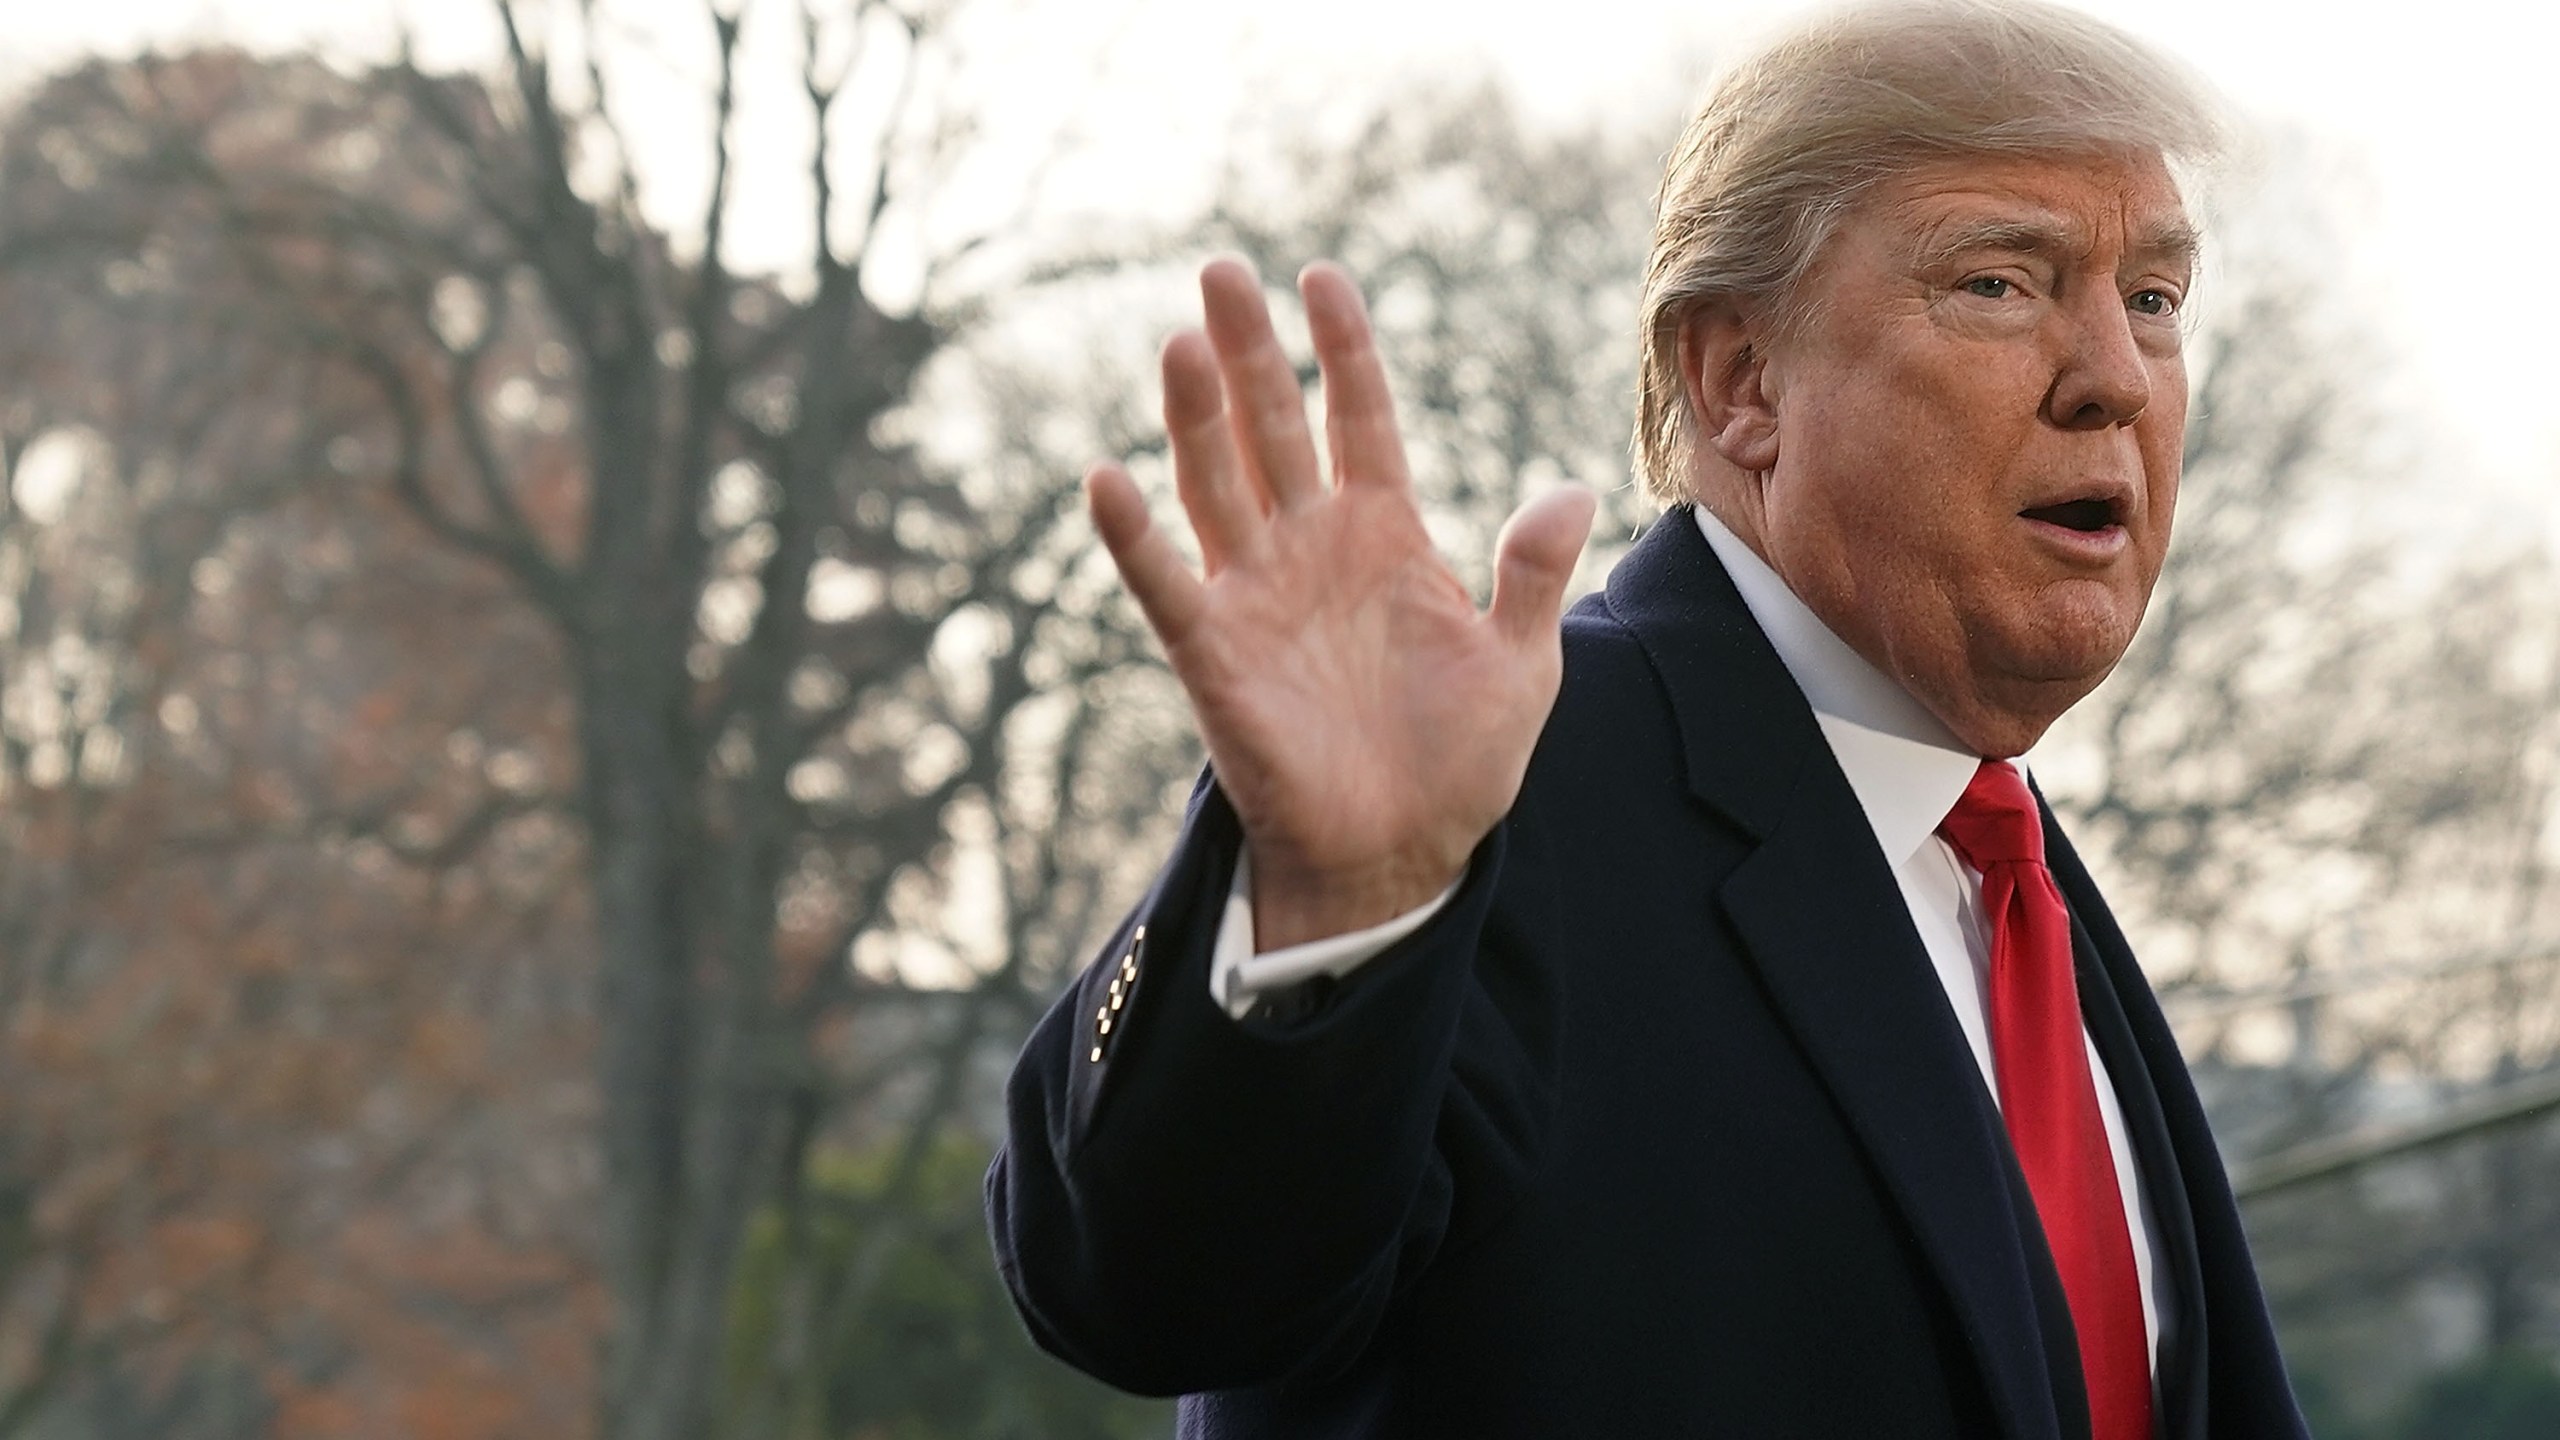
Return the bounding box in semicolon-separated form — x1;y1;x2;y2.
1714;148;2195;757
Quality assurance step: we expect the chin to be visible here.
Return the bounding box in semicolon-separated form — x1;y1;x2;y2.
2009;638;2127;690
1952;640;2128;752
1998;590;2144;685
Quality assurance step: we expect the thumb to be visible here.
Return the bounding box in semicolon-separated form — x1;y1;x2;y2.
1488;484;1598;647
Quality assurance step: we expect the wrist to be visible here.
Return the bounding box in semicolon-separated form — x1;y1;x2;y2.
1247;844;1468;952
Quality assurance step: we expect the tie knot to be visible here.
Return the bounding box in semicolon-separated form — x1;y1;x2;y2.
1937;760;2046;871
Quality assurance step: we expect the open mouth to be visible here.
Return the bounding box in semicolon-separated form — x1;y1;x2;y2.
2020;497;2121;533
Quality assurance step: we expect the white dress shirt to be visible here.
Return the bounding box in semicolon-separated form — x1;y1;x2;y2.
1206;506;2166;1369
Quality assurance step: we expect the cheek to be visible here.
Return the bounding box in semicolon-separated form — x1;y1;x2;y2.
1782;411;1997;573
2138;426;2184;534
2142;361;2189;478
1781;363;1974;493
2147;467;2180;544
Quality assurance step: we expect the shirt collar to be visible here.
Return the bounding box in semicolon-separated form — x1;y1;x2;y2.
1691;506;1984;868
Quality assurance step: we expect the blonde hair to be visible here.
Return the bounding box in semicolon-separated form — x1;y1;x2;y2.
1633;0;2228;502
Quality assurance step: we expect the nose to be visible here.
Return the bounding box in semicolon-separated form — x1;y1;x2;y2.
2044;292;2151;430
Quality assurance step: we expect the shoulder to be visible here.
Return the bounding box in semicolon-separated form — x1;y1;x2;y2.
1552;588;1674;725
1560;588;1654;684
1519;591;1684;794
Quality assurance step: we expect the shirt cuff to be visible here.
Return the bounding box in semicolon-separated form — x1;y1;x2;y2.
1208;850;1465;1021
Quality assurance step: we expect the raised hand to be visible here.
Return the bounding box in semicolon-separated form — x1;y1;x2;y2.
1086;258;1597;951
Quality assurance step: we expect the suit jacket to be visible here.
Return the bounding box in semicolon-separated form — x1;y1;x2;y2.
988;508;2309;1438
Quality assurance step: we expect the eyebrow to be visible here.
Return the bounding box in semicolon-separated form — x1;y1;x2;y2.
1913;214;2202;276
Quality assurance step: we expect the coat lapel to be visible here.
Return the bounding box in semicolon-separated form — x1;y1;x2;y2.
1604;510;2077;1440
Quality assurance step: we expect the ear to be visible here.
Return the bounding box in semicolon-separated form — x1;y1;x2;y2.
1677;307;1780;474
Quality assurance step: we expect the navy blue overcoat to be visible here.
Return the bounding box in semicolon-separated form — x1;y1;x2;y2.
989;508;2310;1439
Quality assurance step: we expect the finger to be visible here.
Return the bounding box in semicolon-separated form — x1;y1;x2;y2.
1301;262;1410;493
1199;257;1325;512
1161;330;1263;575
1086;462;1206;643
1488;485;1599;648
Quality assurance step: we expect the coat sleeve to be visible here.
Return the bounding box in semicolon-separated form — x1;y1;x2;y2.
984;776;1556;1396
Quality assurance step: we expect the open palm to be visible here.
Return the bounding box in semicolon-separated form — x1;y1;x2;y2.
1088;260;1596;951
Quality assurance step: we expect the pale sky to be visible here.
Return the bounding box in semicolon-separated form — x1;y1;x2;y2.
10;0;2557;512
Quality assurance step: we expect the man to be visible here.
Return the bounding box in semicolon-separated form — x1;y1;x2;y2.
988;1;2313;1435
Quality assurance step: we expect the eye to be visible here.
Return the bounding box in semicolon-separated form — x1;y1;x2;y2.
1962;276;2013;299
2129;287;2180;317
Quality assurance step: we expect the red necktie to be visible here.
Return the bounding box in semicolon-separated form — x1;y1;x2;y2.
1937;760;2152;1440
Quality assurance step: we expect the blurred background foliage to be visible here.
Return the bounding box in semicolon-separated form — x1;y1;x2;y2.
723;1136;1163;1440
0;1;2549;1437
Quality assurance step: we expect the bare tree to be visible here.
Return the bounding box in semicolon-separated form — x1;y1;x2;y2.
0;3;1179;1433
1203;86;1659;575
5;12;2554;1431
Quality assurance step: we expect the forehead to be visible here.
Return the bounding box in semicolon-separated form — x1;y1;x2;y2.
1851;149;2199;270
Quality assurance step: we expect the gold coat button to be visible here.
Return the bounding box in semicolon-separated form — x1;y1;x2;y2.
1087;928;1146;1063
